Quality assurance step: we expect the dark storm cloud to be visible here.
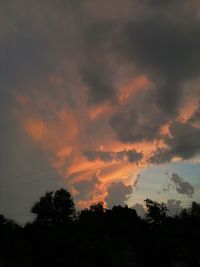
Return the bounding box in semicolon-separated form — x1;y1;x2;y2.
80;57;116;104
146;0;175;7
116;1;200;81
2;0;200;110
115;18;200;114
170;173;194;198
83;149;143;163
118;18;199;79
109;0;200;143
1;0;200;221
149;121;200;164
79;21;118;105
0;1;200;167
0;29;50;88
105;181;133;208
189;105;200;126
110;89;169;143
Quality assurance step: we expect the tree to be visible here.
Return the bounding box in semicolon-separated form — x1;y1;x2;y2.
144;199;167;224
190;201;200;217
90;202;105;213
31;188;76;225
180;201;200;220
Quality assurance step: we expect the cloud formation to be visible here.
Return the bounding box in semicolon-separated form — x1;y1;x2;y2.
166;199;182;217
170;173;194;198
83;149;143;163
105;181;133;208
0;0;200;212
74;172;101;201
131;203;145;218
149;121;200;164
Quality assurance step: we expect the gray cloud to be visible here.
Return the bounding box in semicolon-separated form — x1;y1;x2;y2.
108;0;200;144
110;89;169;143
1;0;200;124
105;181;133;208
149;121;200;164
83;149;143;163
170;173;194;198
79;21;117;105
133;174;140;188
131;203;145;218
166;199;182;217
189;105;200;126
74;173;101;201
132;199;184;218
1;0;200;221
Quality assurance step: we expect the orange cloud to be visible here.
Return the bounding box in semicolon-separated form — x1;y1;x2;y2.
178;98;199;122
23;105;79;174
88;103;115;120
119;75;150;104
15;87;157;208
24;118;48;142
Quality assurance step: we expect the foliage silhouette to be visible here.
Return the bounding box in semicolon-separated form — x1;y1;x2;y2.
144;198;167;224
0;188;200;267
31;188;76;225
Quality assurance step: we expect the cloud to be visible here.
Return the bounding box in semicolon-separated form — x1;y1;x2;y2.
132;199;184;218
79;42;117;105
74;172;101;201
170;173;194;198
131;203;145;218
83;149;143;163
1;0;200;218
110;89;169;143
166;199;182;217
133;174;140;188
149;121;200;164
189;105;200;127
105;181;133;208
109;0;200;144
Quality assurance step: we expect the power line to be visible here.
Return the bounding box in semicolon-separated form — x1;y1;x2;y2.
0;174;65;189
1;131;200;182
0;159;88;182
1;143;200;188
0;133;200;187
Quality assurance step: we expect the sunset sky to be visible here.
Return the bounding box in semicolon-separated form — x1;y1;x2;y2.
0;0;200;223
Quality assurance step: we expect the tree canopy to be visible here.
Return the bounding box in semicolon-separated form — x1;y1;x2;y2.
1;188;200;267
31;188;76;225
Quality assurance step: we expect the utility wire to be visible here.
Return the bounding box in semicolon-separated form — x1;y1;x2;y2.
1;131;200;182
1;142;200;188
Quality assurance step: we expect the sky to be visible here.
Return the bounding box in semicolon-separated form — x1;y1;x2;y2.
0;0;200;223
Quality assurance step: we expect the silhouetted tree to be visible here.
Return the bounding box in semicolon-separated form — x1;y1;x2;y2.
1;192;200;267
144;199;167;224
190;201;200;217
90;202;105;213
31;188;76;225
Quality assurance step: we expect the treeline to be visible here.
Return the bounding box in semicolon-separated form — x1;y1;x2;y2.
0;188;200;267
